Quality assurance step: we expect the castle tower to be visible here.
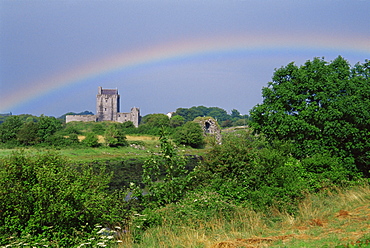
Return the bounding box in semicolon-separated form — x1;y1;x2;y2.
96;86;120;121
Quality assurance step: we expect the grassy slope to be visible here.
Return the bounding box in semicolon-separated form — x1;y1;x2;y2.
119;185;370;248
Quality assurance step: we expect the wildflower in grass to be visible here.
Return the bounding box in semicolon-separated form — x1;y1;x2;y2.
97;228;107;234
97;242;106;247
114;226;121;229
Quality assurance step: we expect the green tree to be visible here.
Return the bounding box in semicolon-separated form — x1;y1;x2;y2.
91;123;105;135
250;56;370;176
82;132;99;147
122;121;135;128
170;115;185;128
141;114;170;127
138;114;170;135
37;115;62;142
230;109;241;119
0;115;23;143
221;119;233;128
104;124;128;147
173;121;205;148
17;122;39;145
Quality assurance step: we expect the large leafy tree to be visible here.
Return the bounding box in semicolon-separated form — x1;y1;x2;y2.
175;106;230;122
173;121;205;148
0;116;23;143
250;56;370;175
138;113;170;135
37;115;63;142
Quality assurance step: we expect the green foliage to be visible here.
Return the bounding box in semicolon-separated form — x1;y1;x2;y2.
121;121;135;129
137;114;170;135
91;123;105;135
160;190;240;227
36;115;63;142
221;119;233;127
0;115;23;143
63;124;83;135
0;151;125;246
131;190;241;242
41;133;81;148
175;106;229;122
16;121;39;145
190;129;358;213
82;132;100;147
234;118;249;126
141;114;170;127
250;57;370;176
169;115;185;128
142;130;189;206
104;123;128;147
174;106;249;127
173;121;205;148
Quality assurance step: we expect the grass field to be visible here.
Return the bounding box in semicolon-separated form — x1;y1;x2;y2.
0;134;207;162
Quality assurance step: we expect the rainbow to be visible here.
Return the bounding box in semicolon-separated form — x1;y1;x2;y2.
2;33;369;112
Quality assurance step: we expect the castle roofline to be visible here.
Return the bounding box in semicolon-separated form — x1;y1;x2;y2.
101;89;118;95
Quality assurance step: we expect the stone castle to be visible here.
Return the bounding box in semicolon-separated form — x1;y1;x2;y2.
66;86;140;127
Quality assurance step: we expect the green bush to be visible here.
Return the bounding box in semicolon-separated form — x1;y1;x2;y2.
104;124;128;147
0;151;125;246
142;130;189;207
173;121;205;148
192;130;339;213
82;132;100;147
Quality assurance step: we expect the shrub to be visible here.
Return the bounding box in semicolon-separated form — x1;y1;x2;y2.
104;124;128;147
173;121;205;148
82;132;100;147
0;151;125;246
142;130;189;207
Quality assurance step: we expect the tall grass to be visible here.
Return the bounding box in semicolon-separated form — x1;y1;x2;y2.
118;184;370;248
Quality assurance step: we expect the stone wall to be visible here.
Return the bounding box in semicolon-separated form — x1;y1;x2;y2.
193;117;222;143
116;107;140;127
66;115;97;123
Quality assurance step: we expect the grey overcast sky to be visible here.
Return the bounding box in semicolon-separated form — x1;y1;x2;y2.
1;0;369;117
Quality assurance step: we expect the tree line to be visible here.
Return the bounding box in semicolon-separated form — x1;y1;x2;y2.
0;106;248;149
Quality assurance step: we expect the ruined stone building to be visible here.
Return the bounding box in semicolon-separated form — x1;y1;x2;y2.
66;86;140;127
193;117;222;143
